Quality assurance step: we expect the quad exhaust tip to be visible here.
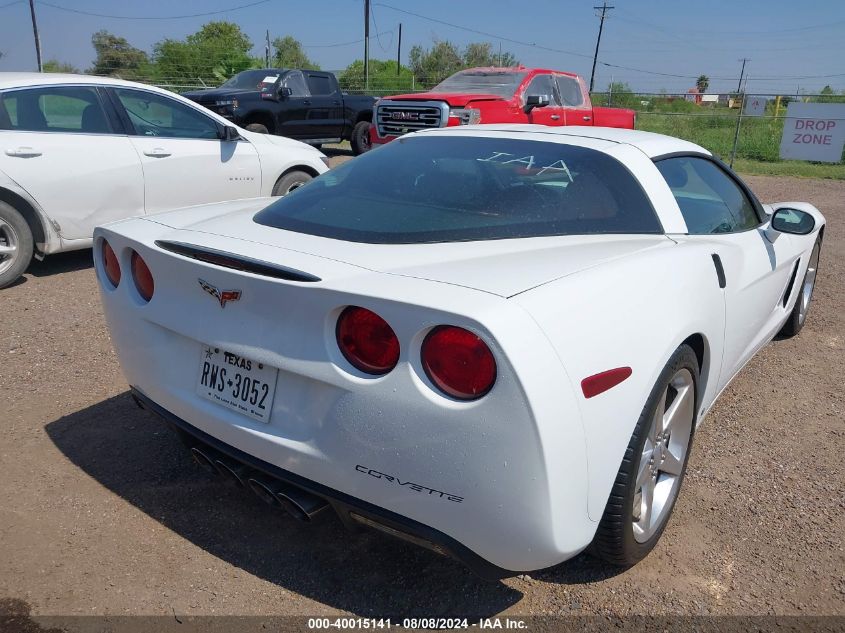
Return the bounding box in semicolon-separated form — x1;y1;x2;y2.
191;446;328;522
190;447;219;475
247;476;328;522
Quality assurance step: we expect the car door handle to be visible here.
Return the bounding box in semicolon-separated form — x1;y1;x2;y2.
550;115;561;120
582;115;592;121
143;148;171;158
303;100;311;106
5;147;42;158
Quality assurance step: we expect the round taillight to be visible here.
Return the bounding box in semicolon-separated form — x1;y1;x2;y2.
336;306;400;375
421;326;497;400
131;250;154;302
102;240;120;287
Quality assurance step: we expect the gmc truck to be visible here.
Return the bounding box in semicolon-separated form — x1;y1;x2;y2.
370;66;635;146
184;69;376;155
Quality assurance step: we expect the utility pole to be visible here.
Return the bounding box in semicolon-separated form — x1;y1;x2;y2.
396;23;402;76
589;1;613;93
364;0;370;91
729;69;750;168
265;30;271;68
28;0;42;72
736;57;749;93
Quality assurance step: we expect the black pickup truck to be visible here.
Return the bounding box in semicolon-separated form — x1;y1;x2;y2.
183;69;376;155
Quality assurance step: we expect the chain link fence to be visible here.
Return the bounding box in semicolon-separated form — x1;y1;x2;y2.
136;72;844;168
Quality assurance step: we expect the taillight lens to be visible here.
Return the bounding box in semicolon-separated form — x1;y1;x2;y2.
130;250;154;302
336;306;400;375
421;326;497;400
102;240;120;287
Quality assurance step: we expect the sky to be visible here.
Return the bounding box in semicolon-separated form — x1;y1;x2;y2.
0;0;843;94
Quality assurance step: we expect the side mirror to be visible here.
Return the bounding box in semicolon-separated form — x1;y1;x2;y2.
279;86;293;98
525;94;550;113
220;125;242;142
770;208;815;235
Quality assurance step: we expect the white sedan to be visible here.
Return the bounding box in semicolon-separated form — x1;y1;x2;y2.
94;125;824;577
0;72;329;288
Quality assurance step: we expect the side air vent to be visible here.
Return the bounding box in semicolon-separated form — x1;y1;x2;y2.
155;241;321;283
782;259;801;307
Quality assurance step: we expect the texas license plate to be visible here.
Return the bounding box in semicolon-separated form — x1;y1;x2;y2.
196;346;278;423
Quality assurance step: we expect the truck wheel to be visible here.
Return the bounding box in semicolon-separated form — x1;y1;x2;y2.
272;171;312;196
351;121;372;155
0;200;34;290
246;123;269;134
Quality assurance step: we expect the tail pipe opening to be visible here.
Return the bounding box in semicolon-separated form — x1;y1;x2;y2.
247;476;328;522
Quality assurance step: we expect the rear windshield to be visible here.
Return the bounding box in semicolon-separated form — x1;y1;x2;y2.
254;136;661;244
431;70;527;98
220;70;283;89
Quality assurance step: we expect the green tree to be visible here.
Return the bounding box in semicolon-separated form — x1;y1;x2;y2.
153;21;258;84
815;85;845;103
408;40;463;86
89;30;150;79
43;59;80;73
339;59;414;94
272;36;320;70
696;74;710;93
409;40;519;87
462;42;517;68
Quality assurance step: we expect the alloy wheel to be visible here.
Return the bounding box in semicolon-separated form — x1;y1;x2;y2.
0;218;19;276
798;242;820;325
632;367;695;543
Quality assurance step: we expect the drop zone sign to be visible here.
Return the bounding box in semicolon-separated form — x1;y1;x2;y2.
780;103;845;163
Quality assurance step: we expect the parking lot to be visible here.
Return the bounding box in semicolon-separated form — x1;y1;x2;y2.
1;166;843;621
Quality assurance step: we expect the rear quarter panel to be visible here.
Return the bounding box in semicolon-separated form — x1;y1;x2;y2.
513;239;726;521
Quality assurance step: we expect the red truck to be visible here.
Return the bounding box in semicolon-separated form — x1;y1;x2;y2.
370;66;635;147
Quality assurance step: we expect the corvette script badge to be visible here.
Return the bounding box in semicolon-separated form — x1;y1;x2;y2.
198;278;241;308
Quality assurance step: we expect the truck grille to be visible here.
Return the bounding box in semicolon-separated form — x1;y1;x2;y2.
375;100;448;137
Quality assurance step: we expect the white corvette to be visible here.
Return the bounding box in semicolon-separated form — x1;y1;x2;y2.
95;125;824;577
0;72;328;288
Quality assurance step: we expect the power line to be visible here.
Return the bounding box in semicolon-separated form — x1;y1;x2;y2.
0;0;23;8
36;0;271;20
613;9;845;36
373;2;593;60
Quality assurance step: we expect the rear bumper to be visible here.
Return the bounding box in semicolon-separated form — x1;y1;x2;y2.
131;387;514;580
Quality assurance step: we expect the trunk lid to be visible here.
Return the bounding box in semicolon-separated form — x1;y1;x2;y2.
145;199;673;298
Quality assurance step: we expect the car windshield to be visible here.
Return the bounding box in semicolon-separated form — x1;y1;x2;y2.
254;136;661;243
220;70;284;90
431;70;527;98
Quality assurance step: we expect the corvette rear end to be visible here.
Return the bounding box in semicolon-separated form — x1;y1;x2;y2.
94;214;598;577
95;126;824;577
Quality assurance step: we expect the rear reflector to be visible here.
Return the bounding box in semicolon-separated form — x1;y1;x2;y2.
581;367;632;399
336;306;400;375
102;240;120;287
131;251;154;302
421;326;496;400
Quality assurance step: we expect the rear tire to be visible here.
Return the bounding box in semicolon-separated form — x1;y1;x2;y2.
779;237;821;338
591;344;699;567
245;123;269;134
350;121;372;155
0;201;34;289
271;170;312;196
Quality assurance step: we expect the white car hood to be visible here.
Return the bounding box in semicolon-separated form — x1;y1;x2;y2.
144;198;674;298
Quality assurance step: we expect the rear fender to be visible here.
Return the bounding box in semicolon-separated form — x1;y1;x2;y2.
513;240;726;520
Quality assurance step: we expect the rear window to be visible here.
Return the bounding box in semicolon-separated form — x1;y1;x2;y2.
254;136;661;243
431;71;527;98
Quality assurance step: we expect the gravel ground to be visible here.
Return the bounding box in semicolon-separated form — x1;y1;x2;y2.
0;171;843;624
